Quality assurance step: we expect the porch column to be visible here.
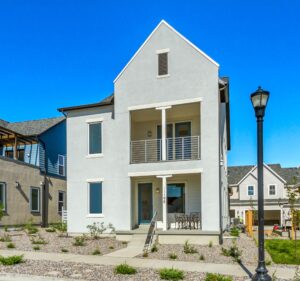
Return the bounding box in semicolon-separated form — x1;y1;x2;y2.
13;135;18;160
157;174;172;231
155;106;171;161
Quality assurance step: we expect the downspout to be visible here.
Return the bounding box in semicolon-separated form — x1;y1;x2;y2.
37;137;48;228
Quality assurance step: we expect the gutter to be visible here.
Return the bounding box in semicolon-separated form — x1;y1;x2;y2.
218;87;223;245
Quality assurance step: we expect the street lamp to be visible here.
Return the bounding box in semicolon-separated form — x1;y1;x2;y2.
250;86;271;281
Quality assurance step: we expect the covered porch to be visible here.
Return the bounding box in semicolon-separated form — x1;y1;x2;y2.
130;173;202;231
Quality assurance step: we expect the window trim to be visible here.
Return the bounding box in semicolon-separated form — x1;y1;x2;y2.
268;184;277;196
87;180;104;218
87;121;103;157
30;187;40;213
58;155;66;176
0;182;7;211
247;185;255;196
58;190;66;214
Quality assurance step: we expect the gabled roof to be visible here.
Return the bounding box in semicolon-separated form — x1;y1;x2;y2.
0;117;65;137
228;164;300;185
114;20;219;83
58;94;114;113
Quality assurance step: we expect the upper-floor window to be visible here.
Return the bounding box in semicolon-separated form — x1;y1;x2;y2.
158;52;168;76
269;185;276;196
0;182;6;211
30;187;40;213
88;122;102;155
247;185;254;196
5;148;24;161
58;155;66;176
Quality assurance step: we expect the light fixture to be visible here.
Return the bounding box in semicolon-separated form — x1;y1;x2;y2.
147;130;152;138
155;187;160;193
15;181;20;188
250;86;270;118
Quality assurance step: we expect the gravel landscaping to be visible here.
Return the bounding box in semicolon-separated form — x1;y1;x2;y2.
0;228;126;255
0;259;249;281
140;233;273;266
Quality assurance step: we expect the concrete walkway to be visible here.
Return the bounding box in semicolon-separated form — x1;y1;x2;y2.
0;249;296;279
0;273;84;281
104;234;146;258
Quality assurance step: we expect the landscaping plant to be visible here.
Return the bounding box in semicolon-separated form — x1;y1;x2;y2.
73;236;86;246
151;243;158;252
31;236;47;245
183;240;198;254
61;248;69;253
0;234;12;242
24;219;38;234
208;241;213;248
0;255;24;266
6;242;15;249
168;253;177;260
114;263;137;275
199;254;205;261
92;248;101;255
221;241;242;263
159;268;184;280
45;227;56;232
205;273;232;281
229;227;239;237
87;222;106;239
33;245;40;251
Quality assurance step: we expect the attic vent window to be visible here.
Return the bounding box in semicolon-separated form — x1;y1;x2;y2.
157;48;170;76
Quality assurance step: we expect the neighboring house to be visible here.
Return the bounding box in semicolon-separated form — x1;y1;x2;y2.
0;117;67;226
59;20;230;244
228;163;300;226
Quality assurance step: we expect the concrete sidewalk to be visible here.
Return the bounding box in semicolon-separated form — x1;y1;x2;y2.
0;249;296;279
0;273;84;281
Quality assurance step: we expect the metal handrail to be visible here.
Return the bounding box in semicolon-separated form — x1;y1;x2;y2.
143;211;157;253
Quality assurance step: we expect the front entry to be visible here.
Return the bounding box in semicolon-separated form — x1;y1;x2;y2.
138;183;153;224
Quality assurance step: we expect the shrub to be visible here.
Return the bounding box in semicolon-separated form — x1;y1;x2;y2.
7;242;15;249
45;227;56;233
221;241;242;263
114;263;137;275
87;222;105;239
159;268;184;280
266;259;272;266
55;222;67;237
109;246;114;249
0;234;12;242
24;219;38;234
199;254;205;261
230;227;239;237
4;225;8;232
61;248;69;253
92;248;101;255
0;255;24;266
33;245;40;251
183;240;198;254
205;273;232;281
122;241;128;245
151;244;158;252
142;251;148;257
73;236;86;246
31;236;47;245
168;253;177;260
208;241;213;248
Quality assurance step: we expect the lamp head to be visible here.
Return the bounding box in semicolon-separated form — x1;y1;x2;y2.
250;86;270;118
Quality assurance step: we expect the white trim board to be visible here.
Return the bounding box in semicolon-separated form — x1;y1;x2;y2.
114;20;219;83
128;168;203;177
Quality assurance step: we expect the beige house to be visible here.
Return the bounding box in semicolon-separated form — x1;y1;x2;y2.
229;163;300;226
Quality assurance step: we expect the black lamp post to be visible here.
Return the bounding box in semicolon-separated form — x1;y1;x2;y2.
250;86;271;281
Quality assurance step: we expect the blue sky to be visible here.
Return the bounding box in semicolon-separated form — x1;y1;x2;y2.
0;0;299;167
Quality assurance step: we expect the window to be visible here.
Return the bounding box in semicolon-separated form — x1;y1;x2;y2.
5;150;13;158
58;191;66;213
247;185;254;196
269;185;276;196
158;52;168;76
18;149;25;161
89;123;102;155
58;155;65;176
88;182;102;214
30;187;40;213
0;183;6;211
167;183;185;213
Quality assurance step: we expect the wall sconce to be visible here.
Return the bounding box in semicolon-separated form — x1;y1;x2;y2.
147;130;152;138
15;181;20;188
40;181;44;187
155;187;160;194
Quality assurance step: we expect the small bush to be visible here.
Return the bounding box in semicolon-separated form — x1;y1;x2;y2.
199;254;205;261
205;273;232;281
168;253;177;260
7;242;15;249
24;219;38;234
221;241;241;263
45;227;56;233
142;251;148;257
87;222;105;239
109;246;114;249
92;249;101;255
159;268;184;280
33;245;40;251
0;255;24;266
73;236;86;246
122;241;128;245
31;236;47;245
54;222;67;237
114;263;137;275
230;227;239;237
0;234;12;242
151;244;158;252
208;241;213;248
4;226;8;232
183;240;198;254
61;248;69;253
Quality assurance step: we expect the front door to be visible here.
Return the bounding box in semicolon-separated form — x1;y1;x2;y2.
138;183;153;224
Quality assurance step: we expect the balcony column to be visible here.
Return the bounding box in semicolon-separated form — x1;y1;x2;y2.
155;106;171;160
13;135;18;160
157;174;172;231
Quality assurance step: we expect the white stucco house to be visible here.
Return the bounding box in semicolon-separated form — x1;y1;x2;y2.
59;20;231;244
229;163;300;226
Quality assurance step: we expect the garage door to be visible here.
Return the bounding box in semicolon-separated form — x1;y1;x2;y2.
254;210;280;226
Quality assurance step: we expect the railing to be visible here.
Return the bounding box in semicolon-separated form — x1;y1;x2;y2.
62;208;68;224
143;211;157;253
131;136;200;164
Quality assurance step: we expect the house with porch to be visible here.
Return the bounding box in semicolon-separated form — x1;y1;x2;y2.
59;20;230;244
228;163;300;227
0;117;67;226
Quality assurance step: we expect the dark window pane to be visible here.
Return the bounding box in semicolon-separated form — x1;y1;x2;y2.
89;123;102;154
31;188;39;212
59;192;64;202
167;183;185;213
58;155;64;165
89;183;102;214
59;165;64;176
158;53;168;76
18;149;25;161
0;184;4;206
5;150;13;158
